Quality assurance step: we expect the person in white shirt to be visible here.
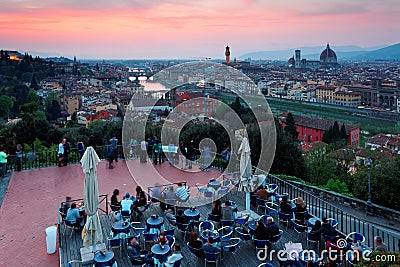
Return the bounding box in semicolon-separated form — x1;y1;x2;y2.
175;183;189;201
164;244;183;267
121;192;133;214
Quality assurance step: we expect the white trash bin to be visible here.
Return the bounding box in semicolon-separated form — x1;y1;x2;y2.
45;226;57;254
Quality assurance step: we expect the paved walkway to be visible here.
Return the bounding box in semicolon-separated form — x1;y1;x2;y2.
0;160;221;267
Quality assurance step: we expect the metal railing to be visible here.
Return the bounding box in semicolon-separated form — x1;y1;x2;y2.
252;167;400;252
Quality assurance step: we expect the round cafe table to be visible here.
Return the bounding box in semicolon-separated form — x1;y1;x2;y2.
93;250;115;267
151;243;171;264
200;229;219;243
112;220;131;236
146;216;164;233
184;209;200;218
208;180;221;191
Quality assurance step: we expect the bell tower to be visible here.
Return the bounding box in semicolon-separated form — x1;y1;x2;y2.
225;45;230;64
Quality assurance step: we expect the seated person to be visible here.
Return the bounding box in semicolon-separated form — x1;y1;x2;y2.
310;220;322;233
257;186;270;201
121;192;134;214
164;208;176;225
65;203;82;229
211;200;222;219
265;217;280;240
254;219;268;245
61;196;72;218
314;217;337;240
110;189;121;211
127;237;154;265
156;231;168;245
188;232;204;257
294;197;307;224
374;236;388;252
164;186;177;209
175;183;189;201
202;237;221;254
221;201;234;220
164;244;183;267
133;190;147;210
279;196;293;215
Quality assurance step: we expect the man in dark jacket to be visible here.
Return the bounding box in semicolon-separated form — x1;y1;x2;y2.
63;138;70;166
265;216;280;240
315;217;337;240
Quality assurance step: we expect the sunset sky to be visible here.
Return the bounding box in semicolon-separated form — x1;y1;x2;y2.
1;0;399;59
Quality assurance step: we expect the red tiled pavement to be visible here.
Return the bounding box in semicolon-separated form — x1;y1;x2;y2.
0;160;222;267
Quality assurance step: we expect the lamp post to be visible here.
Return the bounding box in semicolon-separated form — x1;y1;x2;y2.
366;158;373;215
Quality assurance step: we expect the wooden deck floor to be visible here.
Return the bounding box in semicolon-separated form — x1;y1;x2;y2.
60;191;315;267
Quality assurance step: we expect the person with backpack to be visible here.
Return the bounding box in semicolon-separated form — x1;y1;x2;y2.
77;139;85;159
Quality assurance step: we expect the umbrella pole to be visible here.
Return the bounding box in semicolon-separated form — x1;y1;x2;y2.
246;192;250;214
91;230;95;253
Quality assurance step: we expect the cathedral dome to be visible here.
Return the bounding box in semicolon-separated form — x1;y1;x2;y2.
320;43;337;62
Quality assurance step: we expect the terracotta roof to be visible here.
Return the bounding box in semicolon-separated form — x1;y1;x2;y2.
366;134;390;146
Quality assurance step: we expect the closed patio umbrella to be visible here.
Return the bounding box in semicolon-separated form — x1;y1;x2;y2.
81;147;103;249
238;137;252;213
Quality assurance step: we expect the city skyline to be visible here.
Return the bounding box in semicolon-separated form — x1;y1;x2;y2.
1;0;399;59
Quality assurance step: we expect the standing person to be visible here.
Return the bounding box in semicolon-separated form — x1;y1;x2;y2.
140;139;148;163
221;201;234;220
0;147;8;177
107;141;114;169
153;140;162;165
202;146;212;172
77;139;85;159
221;145;231;169
57;139;65;167
109;135;118;162
15;144;23;171
63;138;70;166
130;137;137;159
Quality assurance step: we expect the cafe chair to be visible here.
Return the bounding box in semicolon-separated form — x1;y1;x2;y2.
173;258;182;267
278;212;292;231
196;183;210;197
204;251;221;267
164;228;175;237
135;202;152;217
64;220;76;237
291;219;307;234
218;226;233;244
255;239;269;254
175;222;190;242
143;232;157;250
346;232;365;244
204;191;214;202
222;237;241;261
220;220;234;228
187;242;205;258
107;237;122;256
265;202;279;217
327;218;339;229
235;227;252;246
199;221;214;232
107;201;121;212
307;231;320;251
257;198;267;213
269;229;284;247
234;215;249;228
121;210;131;222
207;213;221;226
166;235;175;251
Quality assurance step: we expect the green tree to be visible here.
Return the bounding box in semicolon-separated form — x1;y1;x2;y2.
332;121;340;142
285;112;298;140
30;74;38;90
340;123;348;140
26;89;40;104
0;95;14;119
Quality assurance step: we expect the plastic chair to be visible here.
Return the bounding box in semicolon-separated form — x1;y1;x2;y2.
121;210;131;221
258;263;275;267
135;202;151;217
108;237;122;256
173;258;182;267
175;222;190;241
346;232;365;244
199;220;214;232
278;212;292;231
234;215;249;228
307;231;320;251
164;228;175;237
143;232;157;250
166;235;175;251
235;227;252;245
257;198;267;213
291;219;306;234
269;229;283;246
204;251;220;267
222;237;240;261
67;260;84;267
256;239;269;254
208;213;221;225
220;220;234;228
187;242;205;258
196;183;209;198
265;202;279;216
218;226;233;244
327;218;339;229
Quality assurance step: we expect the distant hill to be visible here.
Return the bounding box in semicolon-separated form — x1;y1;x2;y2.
239;44;400;61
